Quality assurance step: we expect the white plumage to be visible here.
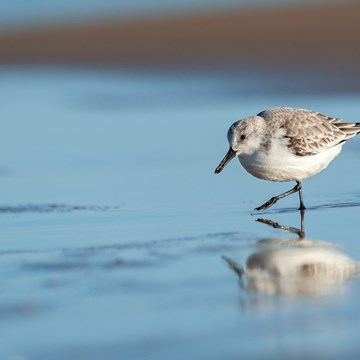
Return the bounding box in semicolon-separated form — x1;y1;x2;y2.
215;107;360;210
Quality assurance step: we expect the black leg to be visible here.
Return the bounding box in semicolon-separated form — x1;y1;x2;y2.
297;181;306;210
255;181;304;211
299;209;305;238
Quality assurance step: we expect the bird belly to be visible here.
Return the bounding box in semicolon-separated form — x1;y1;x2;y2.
239;145;342;182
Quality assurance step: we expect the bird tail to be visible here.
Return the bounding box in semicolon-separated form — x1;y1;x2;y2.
334;121;360;140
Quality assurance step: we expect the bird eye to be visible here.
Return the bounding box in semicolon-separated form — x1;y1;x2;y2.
240;134;246;140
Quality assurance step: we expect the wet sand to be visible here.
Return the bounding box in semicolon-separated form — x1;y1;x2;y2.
0;2;359;73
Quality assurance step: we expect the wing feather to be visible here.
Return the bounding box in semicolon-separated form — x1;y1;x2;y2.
285;110;348;156
260;108;354;156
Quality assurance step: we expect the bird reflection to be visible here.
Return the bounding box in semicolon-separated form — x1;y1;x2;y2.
223;211;360;298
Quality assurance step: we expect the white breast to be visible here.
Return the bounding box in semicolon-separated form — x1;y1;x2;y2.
239;143;343;182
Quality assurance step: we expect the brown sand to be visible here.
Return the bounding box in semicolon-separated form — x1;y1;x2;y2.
0;2;359;71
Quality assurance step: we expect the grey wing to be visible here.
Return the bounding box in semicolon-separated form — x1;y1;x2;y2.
283;109;348;156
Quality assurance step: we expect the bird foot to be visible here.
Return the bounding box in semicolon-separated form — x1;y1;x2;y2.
255;197;278;211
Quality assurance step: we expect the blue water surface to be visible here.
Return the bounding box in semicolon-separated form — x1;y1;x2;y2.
1;67;360;359
0;0;346;29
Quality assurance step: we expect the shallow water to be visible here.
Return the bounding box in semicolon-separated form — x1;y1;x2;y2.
0;0;330;29
1;67;360;359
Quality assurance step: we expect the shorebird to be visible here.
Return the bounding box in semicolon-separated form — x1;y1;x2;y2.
215;107;360;210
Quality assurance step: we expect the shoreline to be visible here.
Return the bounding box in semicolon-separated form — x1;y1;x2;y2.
0;2;359;70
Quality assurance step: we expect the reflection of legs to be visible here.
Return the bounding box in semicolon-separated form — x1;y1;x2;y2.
257;210;305;238
255;181;305;211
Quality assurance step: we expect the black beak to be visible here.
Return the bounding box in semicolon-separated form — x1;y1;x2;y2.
214;148;236;174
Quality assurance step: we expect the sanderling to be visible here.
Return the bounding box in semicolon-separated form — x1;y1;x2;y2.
215;107;360;211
